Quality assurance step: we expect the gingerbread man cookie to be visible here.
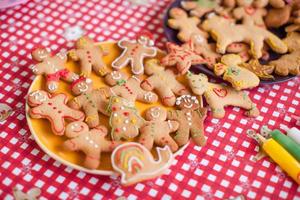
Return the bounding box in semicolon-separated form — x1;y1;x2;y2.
106;96;144;141
31;48;79;93
64;121;121;169
181;0;220;17
239;59;274;80
186;72;260;118
167;7;208;42
104;71;158;104
68;36;109;77
214;54;260;90
202;14;287;58
141;59;189;106
160;42;211;75
68;77;111;128
112;32;157;75
27;90;84;135
139;106;179;152
111;142;173;186
167;95;207;146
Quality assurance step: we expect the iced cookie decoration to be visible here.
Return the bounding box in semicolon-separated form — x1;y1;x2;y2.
139;106;179;152
111;142;173;186
181;0;219;18
64;121;121;169
269;32;300;76
161;42;210;75
141;59;189;106
186;72;260;118
13;187;41;200
68;77;111;128
239;59;274;80
189;34;221;68
112;32;157;75
0;103;13;122
214;54;260;90
104;71;158;104
232;0;267;27
167;95;207;146
31;48;79;93
106;96;144;141
167;7;208;42
68;36;109;77
202;14;288;58
27;90;84;135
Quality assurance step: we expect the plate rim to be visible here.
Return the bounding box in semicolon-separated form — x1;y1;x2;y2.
25;41;190;176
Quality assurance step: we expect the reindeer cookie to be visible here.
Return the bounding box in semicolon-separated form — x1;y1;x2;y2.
186;72;260;118
64;121;121;169
106;96;144;141
27;90;84;135
112;32;157;75
111;142;173;186
202;15;287;58
68;77;111;128
214;54;260;90
68;36;109;77
104;71;158;104
167;95;207;146
161;42;211;75
31;48;79;93
167;7;208;42
141;59;189;106
139;106;179;152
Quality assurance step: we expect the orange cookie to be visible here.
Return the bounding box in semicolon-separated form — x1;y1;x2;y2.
112;32;157;75
68;77;111;128
186;72;260;118
106;96;144;141
31;48;79;93
111;142;173;186
27;90;84;135
68;36;109;77
64;121;121;169
161;41;210;75
139;106;179;152
167;95;207;146
105;71;158;104
141;59;189;106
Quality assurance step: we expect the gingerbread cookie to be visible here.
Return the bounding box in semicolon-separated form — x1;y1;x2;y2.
167;95;207;146
141;59;189;106
233;2;267;27
68;36;109;77
167;7;208;42
180;0;219;18
27;90;84;135
13;187;41;200
64;121;121;169
111;142;173;186
186;72;260;118
31;48;79;93
105;71;158;104
214;54;260;90
161;42;211;75
265;5;291;28
0;103;13;122
106;96;144;141
139;106;179;152
202;14;288;58
112;32;156;75
239;59;274;80
269;32;300;76
68;77;111;128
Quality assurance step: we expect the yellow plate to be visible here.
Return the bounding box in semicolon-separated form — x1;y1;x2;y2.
26;41;190;175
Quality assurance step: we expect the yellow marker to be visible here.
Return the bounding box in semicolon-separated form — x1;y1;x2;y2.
257;135;300;184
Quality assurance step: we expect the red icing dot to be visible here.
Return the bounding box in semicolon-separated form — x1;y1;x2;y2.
112;106;117;111
48;103;52;105
123;111;129;116
58;110;62;114
53;107;57;109
115;128;120;132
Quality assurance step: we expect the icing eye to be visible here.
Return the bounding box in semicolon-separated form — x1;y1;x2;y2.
86;78;92;83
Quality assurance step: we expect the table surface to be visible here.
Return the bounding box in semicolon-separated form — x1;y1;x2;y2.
0;0;299;199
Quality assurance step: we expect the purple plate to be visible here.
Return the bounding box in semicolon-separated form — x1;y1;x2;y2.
163;0;296;84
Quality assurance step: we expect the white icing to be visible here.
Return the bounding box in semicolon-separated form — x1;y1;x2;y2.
30;91;47;102
167;120;173;129
131;75;141;83
111;71;122;80
113;113;118;117
48;83;58;91
125;119;129;124
186;112;192;126
144;92;154;101
72;74;79;81
57;52;66;60
150;107;160;118
122;127;127;131
71;123;79;130
78;82;88;92
85;78;92;84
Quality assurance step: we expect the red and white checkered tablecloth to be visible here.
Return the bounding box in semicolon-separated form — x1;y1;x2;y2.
0;0;299;199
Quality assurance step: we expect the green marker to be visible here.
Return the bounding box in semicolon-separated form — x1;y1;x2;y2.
271;129;300;162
